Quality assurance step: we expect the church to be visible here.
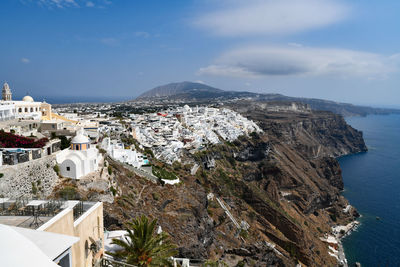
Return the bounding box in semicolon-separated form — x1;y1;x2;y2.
0;82;53;121
56;128;102;179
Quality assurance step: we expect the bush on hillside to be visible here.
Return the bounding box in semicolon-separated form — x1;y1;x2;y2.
152;166;177;180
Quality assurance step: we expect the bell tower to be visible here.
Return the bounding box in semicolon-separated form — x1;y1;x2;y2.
2;82;12;101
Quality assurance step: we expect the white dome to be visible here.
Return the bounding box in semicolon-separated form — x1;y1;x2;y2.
22;95;34;102
71;129;89;144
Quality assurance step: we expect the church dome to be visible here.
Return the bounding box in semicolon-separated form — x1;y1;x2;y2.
22;95;34;102
72;129;90;144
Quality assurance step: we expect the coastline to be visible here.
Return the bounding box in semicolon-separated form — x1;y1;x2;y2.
320;220;360;266
336;221;360;267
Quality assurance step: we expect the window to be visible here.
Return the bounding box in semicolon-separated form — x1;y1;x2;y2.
55;249;72;267
24;108;28;112
30;107;33;112
18;108;22;113
66;166;70;171
58;254;70;267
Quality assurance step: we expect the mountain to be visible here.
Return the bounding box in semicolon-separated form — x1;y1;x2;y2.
137;81;224;99
135;81;400;116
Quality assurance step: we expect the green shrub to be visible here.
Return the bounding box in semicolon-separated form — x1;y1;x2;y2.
317;227;323;233
172;161;182;171
152;192;160;201
108;166;112;175
53;164;60;175
207;208;213;216
59;135;71;150
239;229;248;239
330;214;337;222
144;148;154;158
152;166;177;180
31;182;38;195
110;186;117;196
59;186;77;200
0;173;3;178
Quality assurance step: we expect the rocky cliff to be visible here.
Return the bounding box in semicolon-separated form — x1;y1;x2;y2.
102;103;366;266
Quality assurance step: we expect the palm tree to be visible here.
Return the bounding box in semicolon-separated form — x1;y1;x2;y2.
108;215;177;266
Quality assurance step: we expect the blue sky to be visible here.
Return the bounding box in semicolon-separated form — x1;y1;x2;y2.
0;0;399;105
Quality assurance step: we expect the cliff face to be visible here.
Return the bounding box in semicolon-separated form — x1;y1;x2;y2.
103;104;366;266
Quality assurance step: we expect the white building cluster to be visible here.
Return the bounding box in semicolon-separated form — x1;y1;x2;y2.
130;105;262;163
101;137;149;168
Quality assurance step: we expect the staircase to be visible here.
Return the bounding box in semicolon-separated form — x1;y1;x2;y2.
216;197;240;229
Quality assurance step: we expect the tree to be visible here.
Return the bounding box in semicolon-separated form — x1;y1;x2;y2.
59;135;71;150
108;215;176;266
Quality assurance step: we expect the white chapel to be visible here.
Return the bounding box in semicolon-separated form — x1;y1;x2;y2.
56;128;102;179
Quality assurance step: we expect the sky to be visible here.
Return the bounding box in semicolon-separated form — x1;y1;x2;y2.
0;0;399;105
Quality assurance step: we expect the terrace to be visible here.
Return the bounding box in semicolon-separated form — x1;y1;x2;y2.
0;198;96;229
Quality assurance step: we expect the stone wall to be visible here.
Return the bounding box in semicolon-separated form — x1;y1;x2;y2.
0;154;59;199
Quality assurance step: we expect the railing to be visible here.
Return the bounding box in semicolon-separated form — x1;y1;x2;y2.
100;256;137;267
73;201;84;220
0;198;64;218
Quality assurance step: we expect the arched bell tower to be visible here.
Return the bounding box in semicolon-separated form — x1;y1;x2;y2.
2;82;12;101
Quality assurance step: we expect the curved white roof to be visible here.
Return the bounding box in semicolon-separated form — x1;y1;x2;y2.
22;95;34;102
12;225;79;260
72;128;90;144
0;224;60;267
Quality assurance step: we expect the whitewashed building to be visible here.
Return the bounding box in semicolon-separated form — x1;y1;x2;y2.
101;137;148;168
1;82;52;121
56;129;102;179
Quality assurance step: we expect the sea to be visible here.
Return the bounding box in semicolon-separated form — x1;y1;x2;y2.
339;114;400;266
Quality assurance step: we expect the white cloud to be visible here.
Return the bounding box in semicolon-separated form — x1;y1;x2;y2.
21;58;30;64
194;0;349;36
198;46;399;79
100;37;119;46
37;0;78;8
288;42;303;48
134;31;150;38
33;0;110;8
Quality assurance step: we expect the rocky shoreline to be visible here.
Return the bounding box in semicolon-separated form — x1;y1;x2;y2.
320;220;360;266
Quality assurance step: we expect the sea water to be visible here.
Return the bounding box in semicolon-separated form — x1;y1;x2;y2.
339;114;400;266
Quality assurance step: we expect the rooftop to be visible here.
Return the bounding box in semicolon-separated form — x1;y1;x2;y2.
0;198;97;230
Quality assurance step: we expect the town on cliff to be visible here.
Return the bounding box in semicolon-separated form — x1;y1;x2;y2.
0;81;367;267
